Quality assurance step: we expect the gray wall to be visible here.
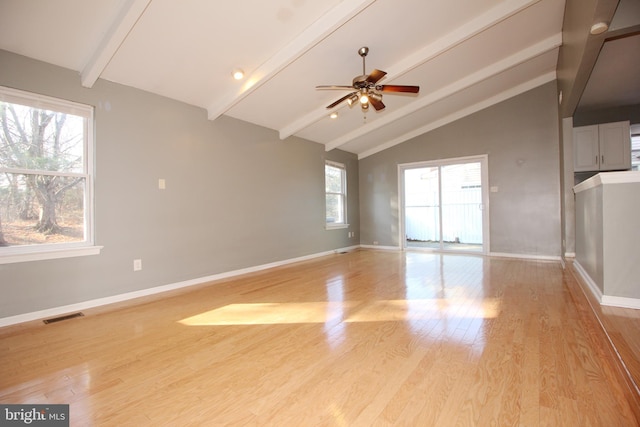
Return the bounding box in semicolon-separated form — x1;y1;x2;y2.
603;182;640;299
359;82;561;257
0;50;359;318
575;186;604;293
575;179;640;299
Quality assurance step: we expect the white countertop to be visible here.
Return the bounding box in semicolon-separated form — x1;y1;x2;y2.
573;171;640;193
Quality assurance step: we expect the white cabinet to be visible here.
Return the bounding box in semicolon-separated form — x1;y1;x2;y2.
573;121;631;172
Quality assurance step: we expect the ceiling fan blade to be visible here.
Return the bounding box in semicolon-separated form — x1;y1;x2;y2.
379;85;420;93
366;69;387;84
326;92;357;109
316;85;355;90
369;97;385;111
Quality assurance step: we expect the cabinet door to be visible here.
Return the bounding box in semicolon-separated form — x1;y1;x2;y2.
599;121;631;171
573;125;599;172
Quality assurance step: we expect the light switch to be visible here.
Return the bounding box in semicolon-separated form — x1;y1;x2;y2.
490;186;498;193
158;179;166;190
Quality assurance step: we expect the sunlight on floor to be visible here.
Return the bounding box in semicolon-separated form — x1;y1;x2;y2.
178;302;355;326
177;298;500;326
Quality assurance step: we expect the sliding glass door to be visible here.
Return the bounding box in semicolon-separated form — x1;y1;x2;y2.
401;156;488;253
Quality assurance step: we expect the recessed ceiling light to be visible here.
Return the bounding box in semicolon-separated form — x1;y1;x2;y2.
590;22;608;35
330;112;338;119
232;69;244;80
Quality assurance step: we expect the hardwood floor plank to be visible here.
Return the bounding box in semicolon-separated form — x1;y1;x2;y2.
569;262;640;420
1;251;638;426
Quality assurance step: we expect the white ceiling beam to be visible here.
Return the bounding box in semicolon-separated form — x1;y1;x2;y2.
206;0;376;121
80;0;152;88
325;32;562;152
278;0;541;140
358;71;557;159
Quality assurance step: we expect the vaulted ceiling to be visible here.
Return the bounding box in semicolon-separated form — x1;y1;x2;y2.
0;0;567;158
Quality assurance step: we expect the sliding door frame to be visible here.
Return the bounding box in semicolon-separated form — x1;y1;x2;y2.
398;154;490;254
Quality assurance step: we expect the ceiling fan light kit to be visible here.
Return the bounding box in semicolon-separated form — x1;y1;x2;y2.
316;47;420;114
347;93;359;106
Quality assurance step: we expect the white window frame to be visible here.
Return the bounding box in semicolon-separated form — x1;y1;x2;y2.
0;86;102;264
325;160;348;229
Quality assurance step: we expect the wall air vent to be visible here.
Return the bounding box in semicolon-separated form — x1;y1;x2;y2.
43;312;84;324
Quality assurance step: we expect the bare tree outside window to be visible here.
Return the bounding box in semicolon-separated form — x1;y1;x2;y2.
0;91;90;248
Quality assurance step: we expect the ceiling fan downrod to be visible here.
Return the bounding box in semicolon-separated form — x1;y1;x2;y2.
358;46;369;76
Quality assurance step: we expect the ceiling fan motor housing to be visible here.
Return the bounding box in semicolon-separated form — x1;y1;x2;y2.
353;76;371;89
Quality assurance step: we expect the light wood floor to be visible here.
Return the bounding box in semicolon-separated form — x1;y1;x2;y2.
567;261;640;414
1;250;639;426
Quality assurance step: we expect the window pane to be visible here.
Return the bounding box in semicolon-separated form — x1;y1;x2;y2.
0;101;85;173
632;135;640;171
326;194;344;224
0;173;86;246
325;165;343;193
404;167;440;244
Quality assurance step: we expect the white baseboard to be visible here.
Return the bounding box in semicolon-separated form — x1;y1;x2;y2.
573;261;640;309
360;244;401;251
4;246;619;328
0;245;359;328
573;261;604;303
332;245;360;254
564;252;576;259
361;246;561;262
602;296;640;310
489;252;562;262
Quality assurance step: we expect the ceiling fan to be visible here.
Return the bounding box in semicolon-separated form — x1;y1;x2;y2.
316;47;419;112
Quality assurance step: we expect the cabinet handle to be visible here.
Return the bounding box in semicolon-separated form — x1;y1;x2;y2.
601;155;604;164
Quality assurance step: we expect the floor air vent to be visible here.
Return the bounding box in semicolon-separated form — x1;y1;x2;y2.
43;312;84;324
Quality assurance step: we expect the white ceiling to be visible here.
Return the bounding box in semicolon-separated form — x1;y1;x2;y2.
0;0;567;158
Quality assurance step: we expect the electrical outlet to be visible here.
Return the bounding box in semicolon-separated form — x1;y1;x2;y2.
133;259;142;271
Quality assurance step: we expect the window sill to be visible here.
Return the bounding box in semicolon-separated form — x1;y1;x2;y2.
0;245;103;264
326;223;349;230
